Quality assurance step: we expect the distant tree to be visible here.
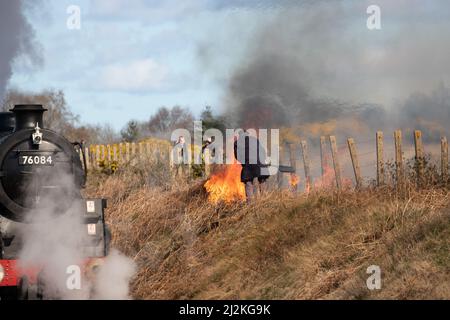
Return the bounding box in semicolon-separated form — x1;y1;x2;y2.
74;123;120;144
2;89;79;134
96;123;120;144
147;107;170;133
200;106;227;133
67;124;99;143
146;106;194;138
2;89;122;144
121;120;140;142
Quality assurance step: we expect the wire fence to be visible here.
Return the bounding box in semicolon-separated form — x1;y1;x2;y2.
84;129;449;191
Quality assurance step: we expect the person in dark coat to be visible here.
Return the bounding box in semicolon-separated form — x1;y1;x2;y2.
234;129;269;202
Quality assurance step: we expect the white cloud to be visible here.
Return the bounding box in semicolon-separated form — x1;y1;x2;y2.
89;0;207;24
99;59;169;92
90;0;125;15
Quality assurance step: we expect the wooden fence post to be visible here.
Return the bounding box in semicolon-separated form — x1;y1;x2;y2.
138;142;144;161
186;144;192;179
126;143;130;162
110;144;116;163
92;145;97;168
106;145;111;164
169;144;176;178
376;131;384;186
300;140;312;191
414;130;424;186
277;144;285;188
169;144;173;167
96;145;100;164
287;143;298;192
95;145;100;169
118;143;123;164
320;136;327;184
394;130;404;187
441;136;448;182
347;138;362;189
101;145;107;163
78;147;83;164
329;136;342;190
85;147;90;170
155;145;161;163
131;143;137;158
204;148;211;178
91;145;94;168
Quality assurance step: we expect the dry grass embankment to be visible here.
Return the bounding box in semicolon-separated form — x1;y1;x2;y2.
84;162;450;300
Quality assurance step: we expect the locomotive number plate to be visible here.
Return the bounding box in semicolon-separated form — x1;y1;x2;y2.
19;154;54;166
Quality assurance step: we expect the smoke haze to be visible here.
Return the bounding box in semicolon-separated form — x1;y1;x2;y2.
209;0;450;137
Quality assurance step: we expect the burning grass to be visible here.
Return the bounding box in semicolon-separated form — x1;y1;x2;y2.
85;163;450;299
204;163;246;204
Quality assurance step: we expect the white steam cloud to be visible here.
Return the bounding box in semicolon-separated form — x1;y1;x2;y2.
18;172;136;300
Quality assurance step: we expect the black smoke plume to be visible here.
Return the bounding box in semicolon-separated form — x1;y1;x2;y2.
0;0;43;100
213;1;450;139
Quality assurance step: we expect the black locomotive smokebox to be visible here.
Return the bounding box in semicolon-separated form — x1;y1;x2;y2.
0;112;15;133
10;104;48;131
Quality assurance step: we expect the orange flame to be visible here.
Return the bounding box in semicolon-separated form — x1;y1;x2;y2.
315;164;335;189
315;164;353;190
289;173;299;188
204;163;246;203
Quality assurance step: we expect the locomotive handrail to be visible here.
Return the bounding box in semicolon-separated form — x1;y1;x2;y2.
72;141;88;187
14;150;59;153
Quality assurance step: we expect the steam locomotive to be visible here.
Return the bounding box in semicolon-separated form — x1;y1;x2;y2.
0;105;110;299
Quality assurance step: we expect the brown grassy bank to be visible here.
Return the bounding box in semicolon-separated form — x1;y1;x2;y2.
85;168;450;300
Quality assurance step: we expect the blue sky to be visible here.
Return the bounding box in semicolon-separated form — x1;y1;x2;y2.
10;0;272;129
9;0;450;130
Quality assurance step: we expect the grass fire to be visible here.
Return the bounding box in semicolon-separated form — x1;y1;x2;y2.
204;163;246;204
2;0;450;306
